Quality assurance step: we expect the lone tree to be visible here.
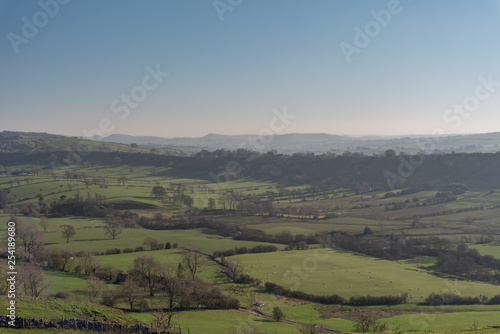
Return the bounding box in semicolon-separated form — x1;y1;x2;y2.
117;175;128;186
31;165;42;176
104;216;123;240
0;189;9;209
39;217;49;233
60;224;76;243
272;306;284;322
151;185;166;200
207;198;215;210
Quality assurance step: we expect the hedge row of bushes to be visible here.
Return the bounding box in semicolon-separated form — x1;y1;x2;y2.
423;293;500;305
213;245;278;257
264;282;408;306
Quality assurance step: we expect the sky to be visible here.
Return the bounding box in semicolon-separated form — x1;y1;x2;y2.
1;0;500;138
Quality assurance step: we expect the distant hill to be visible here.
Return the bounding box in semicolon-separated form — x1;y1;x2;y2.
0;131;185;155
0;130;67;139
3;130;500;155
103;132;500;155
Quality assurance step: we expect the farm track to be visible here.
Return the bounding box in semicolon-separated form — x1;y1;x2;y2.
240;308;343;333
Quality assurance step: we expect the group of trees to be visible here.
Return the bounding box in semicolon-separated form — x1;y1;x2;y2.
423;292;500;305
436;244;500;282
110;253;239;314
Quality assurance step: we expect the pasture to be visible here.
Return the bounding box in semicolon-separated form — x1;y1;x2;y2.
232;249;500;301
2;158;500;333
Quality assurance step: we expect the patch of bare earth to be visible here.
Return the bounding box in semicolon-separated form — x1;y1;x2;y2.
314;305;403;321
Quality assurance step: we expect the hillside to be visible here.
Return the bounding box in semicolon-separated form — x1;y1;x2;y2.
102;132;500;155
0;132;185;155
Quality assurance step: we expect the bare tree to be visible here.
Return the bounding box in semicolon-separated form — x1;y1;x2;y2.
182;250;207;280
19;264;50;297
222;260;243;282
118;279;142;310
86;275;106;302
129;255;164;296
104;215;123;239
143;237;162;250
39;217;49;233
31;165;42;176
17;222;45;264
159;267;182;313
80;253;101;276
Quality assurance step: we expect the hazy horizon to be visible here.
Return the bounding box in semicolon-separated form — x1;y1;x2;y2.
2;0;500;138
1;128;498;140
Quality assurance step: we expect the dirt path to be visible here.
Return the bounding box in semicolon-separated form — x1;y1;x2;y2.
239;308;343;333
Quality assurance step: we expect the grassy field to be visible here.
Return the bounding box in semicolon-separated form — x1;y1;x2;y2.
128;309;302;334
2;159;500;333
44;226;284;254
276;302;500;332
44;268;89;296
470;242;500;258
1;296;137;324
232;249;500;301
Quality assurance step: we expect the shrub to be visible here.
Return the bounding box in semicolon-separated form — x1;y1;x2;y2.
363;226;373;235
488;295;500;304
134;246;145;252
272;307;284;322
122;248;133;253
54;292;68;299
105;248;121;255
353;315;387;333
101;291;118;307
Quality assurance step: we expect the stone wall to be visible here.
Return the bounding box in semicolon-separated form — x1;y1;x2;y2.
0;316;173;333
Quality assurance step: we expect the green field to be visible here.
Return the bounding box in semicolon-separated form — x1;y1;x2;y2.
128;309;301;334
233;249;500;301
2;155;500;333
44;226;284;254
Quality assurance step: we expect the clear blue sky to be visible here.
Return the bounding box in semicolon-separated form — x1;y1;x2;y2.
1;0;500;138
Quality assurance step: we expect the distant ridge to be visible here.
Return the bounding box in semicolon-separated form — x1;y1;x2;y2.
0;131;67;139
2;130;500;155
102;132;500;155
